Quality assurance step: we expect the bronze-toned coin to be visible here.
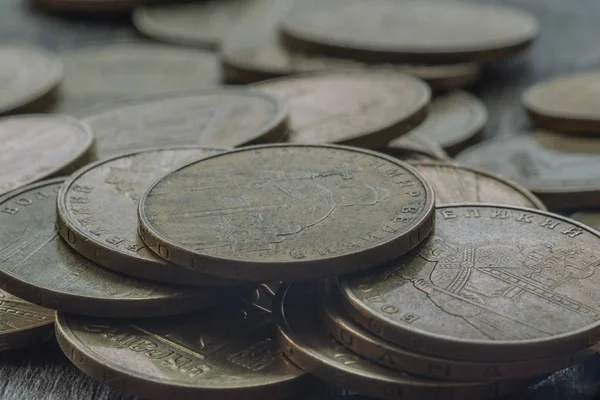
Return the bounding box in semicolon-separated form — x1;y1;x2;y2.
383;136;450;162
81;89;288;160
57;146;239;287
523;72;600;135
0;179;235;318
254;72;430;148
410;162;546;209
276;283;529;400
455;131;600;210
406;91;487;156
280;0;539;63
138;144;435;282
571;212;600;232
339;204;600;363
55;287;308;400
0;115;93;197
0;44;62;114
35;0;141;13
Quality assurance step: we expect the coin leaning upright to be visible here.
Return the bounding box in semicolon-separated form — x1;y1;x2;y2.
138;144;436;282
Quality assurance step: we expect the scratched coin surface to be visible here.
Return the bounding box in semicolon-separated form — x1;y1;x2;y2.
0;44;62;114
276;283;528;400
254;72;430;148
57;146;239;287
410;162;546;209
281;0;539;63
384;136;450;162
339;204;600;362
138;145;435;282
455;131;600;210
81;89;288;160
0;179;233;318
55;286;308;400
0;115;93;197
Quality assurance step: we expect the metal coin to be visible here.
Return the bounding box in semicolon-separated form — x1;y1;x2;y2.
0;44;62;114
410;162;546;209
0;115;93;197
57;146;239;287
455;131;600;210
254;72;430;148
405;91;487;156
523;72;600;135
571;212;600;232
280;0;539;63
383;136;450;162
35;0;142;13
81;89;288;160
138;144;435;282
339;204;600;362
0;179;236;318
276;283;530;400
55;287;308;400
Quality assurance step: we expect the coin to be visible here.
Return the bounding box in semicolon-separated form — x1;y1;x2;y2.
409;162;546;209
35;0;141;13
55;287;308;400
405;91;487;155
0;179;236;318
339;204;600;363
276;283;529;400
254;72;430;148
0;115;93;197
522;72;600;135
138;144;435;282
280;0;539;63
384;136;450;162
51;43;220;114
0;44;62;114
57;146;239;287
81;89;288;160
571;212;600;232
455;131;600;210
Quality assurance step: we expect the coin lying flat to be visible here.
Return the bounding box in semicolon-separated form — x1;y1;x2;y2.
384;136;450;162
455;131;600;210
410;162;546;209
57;146;239;287
138;144;435;282
0;179;235;318
254;72;430;148
276;283;529;400
339;204;600;363
0;115;93;197
81;89;288;160
281;0;539;63
35;0;141;13
0;45;62;114
523;72;600;135
571;212;600;232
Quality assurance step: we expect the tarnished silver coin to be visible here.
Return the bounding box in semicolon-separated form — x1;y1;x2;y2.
384;136;450;162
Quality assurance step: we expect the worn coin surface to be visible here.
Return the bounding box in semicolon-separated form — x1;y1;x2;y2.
0;115;93;197
35;0;141;13
81;89;288;160
254;72;430;148
0;44;63;114
138;144;435;282
339;204;600;362
280;0;539;63
571;212;600;232
410;162;546;209
276;283;529;400
455;131;600;210
57;146;239;286
384;136;450;162
55;286;308;400
0;179;233;318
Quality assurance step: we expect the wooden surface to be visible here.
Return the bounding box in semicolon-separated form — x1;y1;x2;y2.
2;0;600;399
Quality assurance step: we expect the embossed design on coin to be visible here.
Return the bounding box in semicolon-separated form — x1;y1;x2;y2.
138;145;435;282
340;204;600;362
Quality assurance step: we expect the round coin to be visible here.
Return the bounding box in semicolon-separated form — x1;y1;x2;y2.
0;115;93;197
57;146;239;286
0;44;63;114
455;131;600;210
339;204;600;362
35;0;141;13
0;179;237;318
81;89;288;160
254;72;430;148
383;136;450;162
571;212;600;232
410;162;546;209
138;144;435;282
280;0;539;63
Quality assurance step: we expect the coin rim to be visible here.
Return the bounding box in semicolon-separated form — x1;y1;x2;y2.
385;136;451;161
